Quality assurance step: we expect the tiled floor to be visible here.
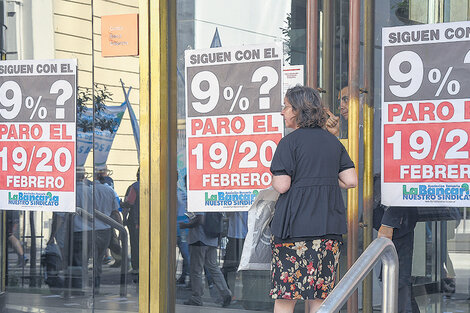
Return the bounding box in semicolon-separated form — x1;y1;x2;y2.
4;290;470;312
3;251;469;312
416;293;470;313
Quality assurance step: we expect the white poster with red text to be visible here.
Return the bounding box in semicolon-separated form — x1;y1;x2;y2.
382;22;470;207
0;59;77;212
185;43;283;212
283;65;304;96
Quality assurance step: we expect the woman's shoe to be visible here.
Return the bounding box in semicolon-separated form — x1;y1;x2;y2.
17;255;28;266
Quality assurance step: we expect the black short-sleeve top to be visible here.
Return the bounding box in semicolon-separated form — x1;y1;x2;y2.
270;127;355;240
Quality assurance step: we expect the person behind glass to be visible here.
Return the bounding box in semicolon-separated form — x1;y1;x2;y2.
325;86;349;138
373;175;419;313
222;212;248;291
176;174;190;285
122;168;140;275
6;210;28;266
96;165;123;268
52;167;120;293
91;169;121;290
179;212;232;307
270;85;357;313
96;164;114;188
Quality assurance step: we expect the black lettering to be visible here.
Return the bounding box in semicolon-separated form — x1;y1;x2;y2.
402;31;410;42
445;28;454;39
455;27;465;38
411;31;420;42
421;30;429;41
430;29;439;40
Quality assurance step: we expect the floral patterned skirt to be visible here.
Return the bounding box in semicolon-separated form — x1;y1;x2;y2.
269;237;342;300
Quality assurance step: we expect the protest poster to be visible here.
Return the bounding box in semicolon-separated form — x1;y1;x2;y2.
0;59;77;212
382;21;470;206
185;43;284;212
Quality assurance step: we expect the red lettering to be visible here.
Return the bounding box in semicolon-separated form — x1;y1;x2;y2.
436;101;453;120
388;103;402;122
192;117;247;135
191;119;203;136
62;124;72;140
231;117;245;134
465;101;470;120
50;124;61;139
7;125;18;139
31;125;42;139
0;124;44;139
401;103;417;121
253;115;265;132
19;124;29;139
267;115;278;132
0;124;7;137
216;117;230;134
202;118;216;135
418;102;435;121
253;115;279;132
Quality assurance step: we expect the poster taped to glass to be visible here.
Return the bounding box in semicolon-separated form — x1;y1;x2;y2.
0;59;77;212
382;21;470;207
185;43;284;212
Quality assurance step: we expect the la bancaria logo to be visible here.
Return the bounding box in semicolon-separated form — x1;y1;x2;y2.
204;190;259;206
402;183;470;201
8;191;59;206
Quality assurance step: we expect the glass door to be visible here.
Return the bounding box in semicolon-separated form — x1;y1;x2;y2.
0;0;141;311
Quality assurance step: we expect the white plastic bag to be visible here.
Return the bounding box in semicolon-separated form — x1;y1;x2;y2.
238;187;279;271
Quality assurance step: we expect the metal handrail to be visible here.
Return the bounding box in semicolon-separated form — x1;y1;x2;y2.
317;237;399;313
77;208;129;297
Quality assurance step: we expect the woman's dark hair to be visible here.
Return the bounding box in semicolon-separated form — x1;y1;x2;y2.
285;85;327;128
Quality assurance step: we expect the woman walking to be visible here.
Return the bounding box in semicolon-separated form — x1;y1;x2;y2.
270;85;357;313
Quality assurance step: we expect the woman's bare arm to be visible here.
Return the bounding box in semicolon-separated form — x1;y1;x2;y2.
338;168;358;189
272;175;291;194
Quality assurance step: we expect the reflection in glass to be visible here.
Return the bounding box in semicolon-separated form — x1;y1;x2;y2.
175;1;292;311
2;0;140;311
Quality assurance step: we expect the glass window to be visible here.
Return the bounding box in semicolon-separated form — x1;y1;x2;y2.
1;1;140;311
375;1;469;313
176;1;292;311
175;1;349;311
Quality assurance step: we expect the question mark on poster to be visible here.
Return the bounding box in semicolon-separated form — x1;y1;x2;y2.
251;66;278;109
50;80;73;119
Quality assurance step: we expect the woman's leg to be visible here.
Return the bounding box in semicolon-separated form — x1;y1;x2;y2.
274;299;297;313
8;235;24;257
305;299;323;313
